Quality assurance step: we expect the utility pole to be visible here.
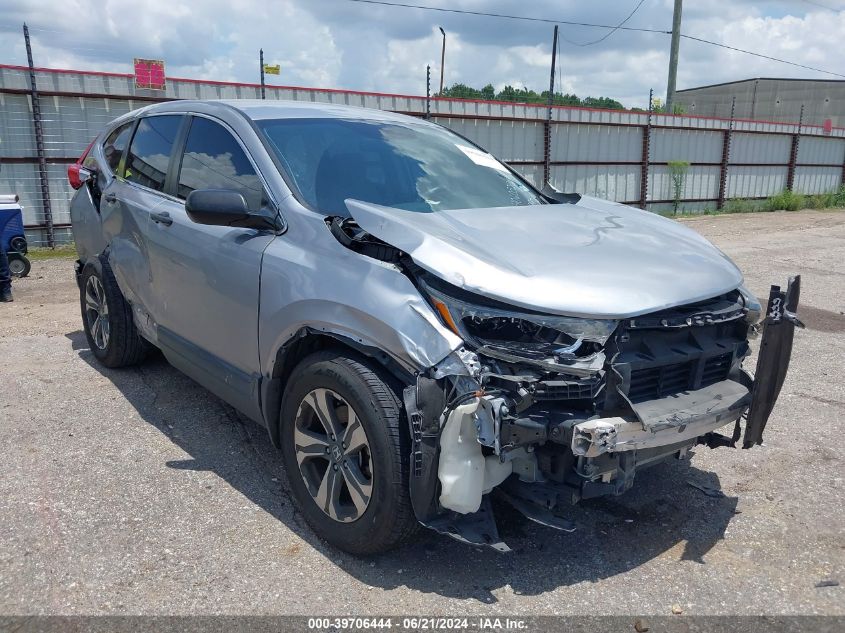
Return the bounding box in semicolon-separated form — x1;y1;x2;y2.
23;23;54;248
438;27;446;95
664;0;683;114
260;48;266;100
543;25;558;187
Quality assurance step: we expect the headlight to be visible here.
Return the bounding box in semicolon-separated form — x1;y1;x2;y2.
419;277;618;364
738;284;762;325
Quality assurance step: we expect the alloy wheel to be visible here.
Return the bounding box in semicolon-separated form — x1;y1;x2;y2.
84;275;110;350
294;388;373;523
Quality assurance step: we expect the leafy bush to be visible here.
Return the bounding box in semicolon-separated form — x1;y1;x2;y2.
766;189;804;212
723;198;756;214
804;193;834;209
721;186;845;214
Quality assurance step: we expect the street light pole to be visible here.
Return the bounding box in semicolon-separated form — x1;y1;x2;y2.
438;27;446;96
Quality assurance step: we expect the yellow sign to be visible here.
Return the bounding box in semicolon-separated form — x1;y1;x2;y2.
263;64;280;75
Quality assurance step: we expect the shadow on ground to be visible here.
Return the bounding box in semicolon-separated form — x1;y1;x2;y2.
67;329;739;603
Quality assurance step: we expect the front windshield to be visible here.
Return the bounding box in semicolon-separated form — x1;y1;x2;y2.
258;117;545;214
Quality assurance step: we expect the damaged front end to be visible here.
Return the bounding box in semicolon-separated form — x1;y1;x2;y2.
403;273;803;551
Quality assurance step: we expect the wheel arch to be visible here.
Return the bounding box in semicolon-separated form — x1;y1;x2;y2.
260;327;415;449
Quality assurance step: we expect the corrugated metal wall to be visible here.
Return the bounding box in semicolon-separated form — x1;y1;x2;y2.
2;65;845;246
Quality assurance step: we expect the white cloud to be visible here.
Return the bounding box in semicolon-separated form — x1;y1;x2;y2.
1;0;843;109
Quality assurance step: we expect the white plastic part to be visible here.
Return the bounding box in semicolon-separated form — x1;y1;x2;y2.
482;455;512;495
438;398;513;514
438;400;484;514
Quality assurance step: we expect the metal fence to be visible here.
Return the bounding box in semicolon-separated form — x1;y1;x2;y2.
2;64;844;247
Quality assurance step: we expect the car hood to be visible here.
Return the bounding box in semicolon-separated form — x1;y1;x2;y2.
345;196;743;319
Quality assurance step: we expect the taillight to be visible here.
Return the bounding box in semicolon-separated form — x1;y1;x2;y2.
68;139;97;190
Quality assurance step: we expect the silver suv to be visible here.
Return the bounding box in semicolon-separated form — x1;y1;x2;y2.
69;100;801;554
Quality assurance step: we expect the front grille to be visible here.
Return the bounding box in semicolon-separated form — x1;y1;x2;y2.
534;375;603;401
627;353;733;403
628;361;694;402
702;352;733;386
609;295;747;408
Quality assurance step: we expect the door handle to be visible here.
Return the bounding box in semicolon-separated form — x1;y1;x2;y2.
150;211;173;226
103;192;117;204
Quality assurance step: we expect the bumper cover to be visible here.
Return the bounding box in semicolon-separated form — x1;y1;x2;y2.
743;275;803;448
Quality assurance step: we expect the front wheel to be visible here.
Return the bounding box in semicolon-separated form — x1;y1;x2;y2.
280;351;419;554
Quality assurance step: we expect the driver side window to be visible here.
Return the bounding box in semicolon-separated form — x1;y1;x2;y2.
176;117;265;212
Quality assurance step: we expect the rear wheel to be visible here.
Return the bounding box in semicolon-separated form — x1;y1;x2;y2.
7;253;30;278
280;351;419;554
80;257;149;368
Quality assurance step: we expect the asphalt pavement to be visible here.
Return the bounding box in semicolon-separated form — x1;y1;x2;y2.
0;210;843;616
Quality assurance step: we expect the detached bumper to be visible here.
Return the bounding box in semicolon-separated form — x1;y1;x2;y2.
743;275;803;448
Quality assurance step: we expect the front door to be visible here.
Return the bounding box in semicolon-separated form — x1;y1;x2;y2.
143;115;276;419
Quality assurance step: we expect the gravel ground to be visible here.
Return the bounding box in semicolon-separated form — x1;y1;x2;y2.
0;210;843;616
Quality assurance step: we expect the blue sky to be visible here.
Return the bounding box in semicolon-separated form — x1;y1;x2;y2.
1;0;843;108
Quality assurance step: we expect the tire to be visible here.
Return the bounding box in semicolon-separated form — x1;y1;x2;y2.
7;253;30;278
280;350;419;555
80;256;149;368
10;236;27;254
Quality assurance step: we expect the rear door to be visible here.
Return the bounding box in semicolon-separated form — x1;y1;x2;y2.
143;114;276;419
100;114;185;326
71;120;135;262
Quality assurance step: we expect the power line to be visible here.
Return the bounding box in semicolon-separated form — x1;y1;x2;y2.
801;0;843;11
343;0;669;34
343;0;845;79
565;0;649;46
680;34;845;79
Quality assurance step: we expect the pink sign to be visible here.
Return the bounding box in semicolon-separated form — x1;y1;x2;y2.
134;58;166;90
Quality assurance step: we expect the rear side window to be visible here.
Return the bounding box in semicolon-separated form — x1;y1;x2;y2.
102;122;134;174
177;117;265;211
124;115;183;192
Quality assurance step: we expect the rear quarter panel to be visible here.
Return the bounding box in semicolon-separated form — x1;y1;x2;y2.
69;186;107;263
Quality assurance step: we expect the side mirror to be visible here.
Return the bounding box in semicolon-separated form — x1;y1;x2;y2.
185;189;272;229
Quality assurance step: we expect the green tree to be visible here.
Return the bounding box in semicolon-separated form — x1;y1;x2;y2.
667;160;690;215
437;82;628;110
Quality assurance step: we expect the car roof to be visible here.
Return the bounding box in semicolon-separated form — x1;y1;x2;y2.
135;99;426;125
